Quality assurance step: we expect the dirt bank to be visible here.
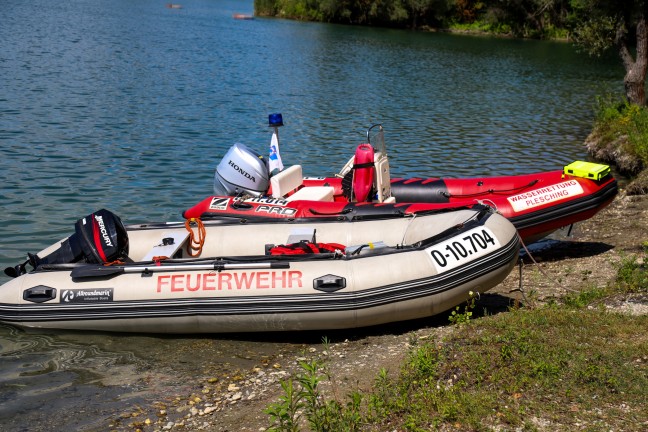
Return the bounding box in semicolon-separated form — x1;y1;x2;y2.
109;192;648;432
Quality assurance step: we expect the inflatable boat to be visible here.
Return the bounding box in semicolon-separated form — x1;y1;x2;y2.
0;204;519;333
194;117;617;244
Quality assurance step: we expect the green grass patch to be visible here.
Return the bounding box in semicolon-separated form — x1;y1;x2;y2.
266;248;648;431
614;253;648;293
448;21;511;35
594;96;648;171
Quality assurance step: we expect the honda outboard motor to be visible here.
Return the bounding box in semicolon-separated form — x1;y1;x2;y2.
213;143;270;196
28;209;128;271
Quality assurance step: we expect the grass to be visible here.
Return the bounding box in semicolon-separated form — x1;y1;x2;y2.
447;21;512;35
592;96;648;173
447;21;568;40
266;247;648;431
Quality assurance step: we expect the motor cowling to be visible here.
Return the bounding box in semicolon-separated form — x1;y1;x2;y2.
31;209;129;267
213;143;270;196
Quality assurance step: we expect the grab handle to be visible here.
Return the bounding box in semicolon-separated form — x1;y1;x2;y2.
23;286;57;303
313;274;346;293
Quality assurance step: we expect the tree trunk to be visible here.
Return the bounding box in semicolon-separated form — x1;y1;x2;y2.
619;14;648;106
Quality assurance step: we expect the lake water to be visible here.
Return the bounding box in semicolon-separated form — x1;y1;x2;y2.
0;0;622;429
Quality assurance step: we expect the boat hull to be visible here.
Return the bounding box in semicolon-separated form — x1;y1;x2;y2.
389;170;618;243
0;208;519;333
186;168;617;245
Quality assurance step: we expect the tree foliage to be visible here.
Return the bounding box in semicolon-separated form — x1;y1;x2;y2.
569;0;648;106
255;0;574;36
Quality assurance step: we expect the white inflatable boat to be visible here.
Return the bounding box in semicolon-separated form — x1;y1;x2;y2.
0;204;519;333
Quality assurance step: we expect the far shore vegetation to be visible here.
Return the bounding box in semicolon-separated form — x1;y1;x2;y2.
255;0;571;39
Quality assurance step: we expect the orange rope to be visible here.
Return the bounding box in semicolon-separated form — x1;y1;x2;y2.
185;217;206;257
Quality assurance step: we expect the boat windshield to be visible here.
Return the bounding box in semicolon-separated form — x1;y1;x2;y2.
367;124;386;155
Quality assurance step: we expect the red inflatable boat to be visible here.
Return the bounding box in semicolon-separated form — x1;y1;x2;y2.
186;123;617;244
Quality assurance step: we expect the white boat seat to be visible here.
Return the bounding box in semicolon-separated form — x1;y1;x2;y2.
271;165;303;198
271;165;334;202
141;231;189;261
286;186;334;202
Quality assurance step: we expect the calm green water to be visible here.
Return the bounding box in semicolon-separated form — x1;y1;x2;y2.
0;0;622;428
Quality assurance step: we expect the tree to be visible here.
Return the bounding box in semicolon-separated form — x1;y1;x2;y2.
570;0;648;106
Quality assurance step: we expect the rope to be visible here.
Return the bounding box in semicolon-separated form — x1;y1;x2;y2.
442;179;539;199
512;232;580;308
476;199;499;211
185;218;206;257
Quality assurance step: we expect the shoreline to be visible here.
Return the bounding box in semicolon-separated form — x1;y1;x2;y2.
255;14;572;42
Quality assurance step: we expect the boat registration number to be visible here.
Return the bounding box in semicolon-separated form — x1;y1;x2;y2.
425;227;501;273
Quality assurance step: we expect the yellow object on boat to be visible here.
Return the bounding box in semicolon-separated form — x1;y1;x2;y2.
564;161;611;181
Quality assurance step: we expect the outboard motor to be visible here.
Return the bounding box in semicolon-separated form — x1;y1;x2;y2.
35;208;129;266
213;143;270;196
5;209;130;277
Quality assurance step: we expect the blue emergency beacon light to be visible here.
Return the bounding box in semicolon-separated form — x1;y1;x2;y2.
268;112;283;127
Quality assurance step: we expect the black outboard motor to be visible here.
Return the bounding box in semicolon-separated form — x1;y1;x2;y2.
4;209;129;278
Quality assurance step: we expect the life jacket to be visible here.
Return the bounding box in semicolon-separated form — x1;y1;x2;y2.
269;241;346;255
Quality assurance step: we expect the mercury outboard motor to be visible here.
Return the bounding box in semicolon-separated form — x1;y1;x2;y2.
4;209;130;278
38;208;129;266
213;143;270;197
